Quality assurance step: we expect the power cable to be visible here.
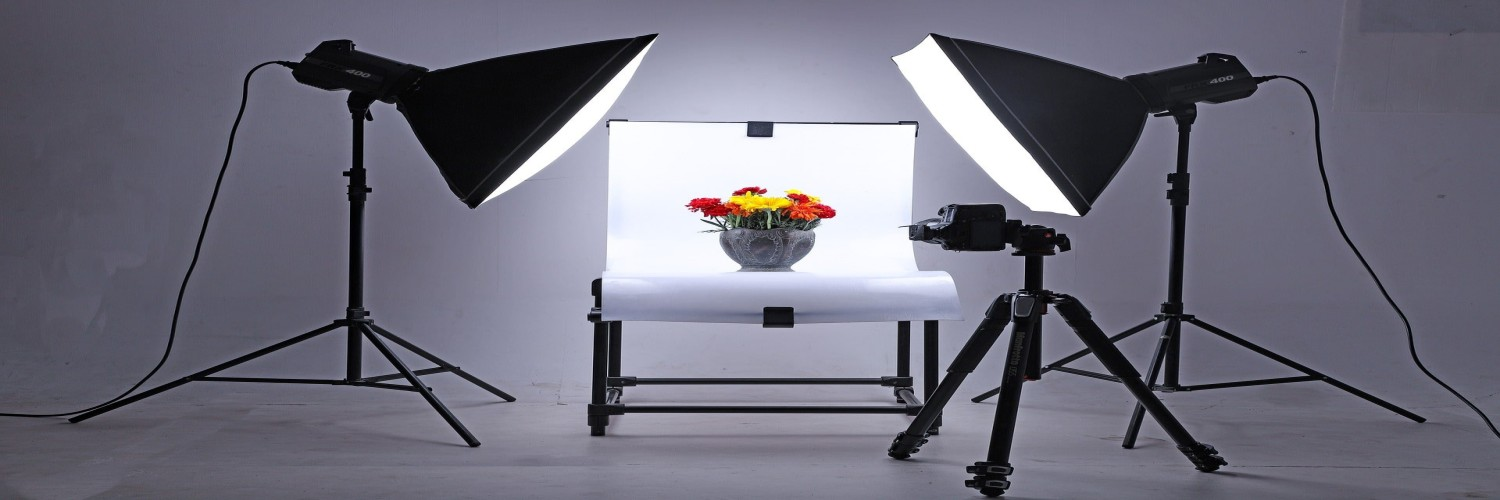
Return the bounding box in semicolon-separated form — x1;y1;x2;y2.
1261;74;1498;440
0;60;296;418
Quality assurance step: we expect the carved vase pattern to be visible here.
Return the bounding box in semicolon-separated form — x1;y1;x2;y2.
718;228;816;272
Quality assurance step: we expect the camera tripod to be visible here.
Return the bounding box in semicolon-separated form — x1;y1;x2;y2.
970;105;1424;447
888;227;1224;497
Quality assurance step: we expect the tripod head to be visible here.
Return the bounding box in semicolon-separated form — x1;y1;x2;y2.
1009;224;1070;257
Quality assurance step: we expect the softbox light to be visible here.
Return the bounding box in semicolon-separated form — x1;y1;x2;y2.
893;34;1259;217
296;34;658;208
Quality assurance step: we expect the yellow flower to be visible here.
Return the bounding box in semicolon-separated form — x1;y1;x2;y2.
732;193;791;212
729;193;759;210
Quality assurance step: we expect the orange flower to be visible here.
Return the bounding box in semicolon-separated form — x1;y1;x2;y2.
787;202;822;221
726;202;752;217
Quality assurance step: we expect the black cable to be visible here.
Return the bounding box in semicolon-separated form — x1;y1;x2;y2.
0;60;296;418
1260;74;1498;440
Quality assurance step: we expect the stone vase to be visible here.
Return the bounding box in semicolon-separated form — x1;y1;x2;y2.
718;228;816;272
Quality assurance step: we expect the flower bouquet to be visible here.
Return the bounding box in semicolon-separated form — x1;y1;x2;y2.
686;187;836;271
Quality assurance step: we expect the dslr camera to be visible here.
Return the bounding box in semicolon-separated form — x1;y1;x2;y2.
908;204;1069;254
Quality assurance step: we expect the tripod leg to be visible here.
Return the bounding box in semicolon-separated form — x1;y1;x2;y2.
1123;318;1178;448
972;317;1162;403
365;323;516;402
1185;317;1425;423
889;295;1012;459
360;324;480;447
1052;295;1225;472
965;294;1044;497
69;322;344;423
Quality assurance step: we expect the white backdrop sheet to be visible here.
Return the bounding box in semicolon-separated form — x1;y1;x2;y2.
601;120;961;323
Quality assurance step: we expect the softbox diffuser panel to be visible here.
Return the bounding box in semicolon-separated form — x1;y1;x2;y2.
899;34;1148;216
397;34;657;208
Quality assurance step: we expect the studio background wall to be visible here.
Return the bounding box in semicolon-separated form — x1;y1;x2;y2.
2;0;1496;424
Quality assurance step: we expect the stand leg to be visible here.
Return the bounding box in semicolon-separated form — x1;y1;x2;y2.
608;322;623;402
970;385;1002;404
1123;318;1178;448
365;323;516;402
1053;296;1225;472
360;324;480;447
973;317;1162;403
69;322;344;423
889;296;1012;459
589;321;612;436
1185;317;1425;423
896;321;911;403
924;320;941;433
966;294;1043;497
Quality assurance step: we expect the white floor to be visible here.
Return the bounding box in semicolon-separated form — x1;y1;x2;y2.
2;375;1497;499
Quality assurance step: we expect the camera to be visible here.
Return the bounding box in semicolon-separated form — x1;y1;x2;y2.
908;204;1011;251
908;204;1069;254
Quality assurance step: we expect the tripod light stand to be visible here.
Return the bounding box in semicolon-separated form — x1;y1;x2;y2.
894;34;1422;448
68;35;658;447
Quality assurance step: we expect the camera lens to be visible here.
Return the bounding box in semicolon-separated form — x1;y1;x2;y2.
908;225;931;240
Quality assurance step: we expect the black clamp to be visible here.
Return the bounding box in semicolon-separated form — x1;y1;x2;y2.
345;307;371;323
1166;172;1191;206
747;121;774;137
763;307;794;328
589;279;604;322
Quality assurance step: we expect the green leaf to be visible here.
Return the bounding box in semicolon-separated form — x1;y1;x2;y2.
699;219;727;232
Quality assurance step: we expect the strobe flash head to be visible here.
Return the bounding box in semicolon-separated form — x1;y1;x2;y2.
291;40;428;103
1125;53;1260;114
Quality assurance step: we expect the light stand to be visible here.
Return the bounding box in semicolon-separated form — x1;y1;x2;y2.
972;104;1427;447
892;34;1425;436
65;35;656;445
69;95;515;447
889;221;1224;497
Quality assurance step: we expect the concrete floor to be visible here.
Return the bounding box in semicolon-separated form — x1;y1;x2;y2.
2;375;1497;499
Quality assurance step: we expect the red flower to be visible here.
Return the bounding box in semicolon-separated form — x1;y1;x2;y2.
732;186;768;196
813;204;836;219
686;197;724;213
702;204;731;217
787;193;811;203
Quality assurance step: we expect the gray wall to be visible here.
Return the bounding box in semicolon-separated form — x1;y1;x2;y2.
2;0;1496;417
